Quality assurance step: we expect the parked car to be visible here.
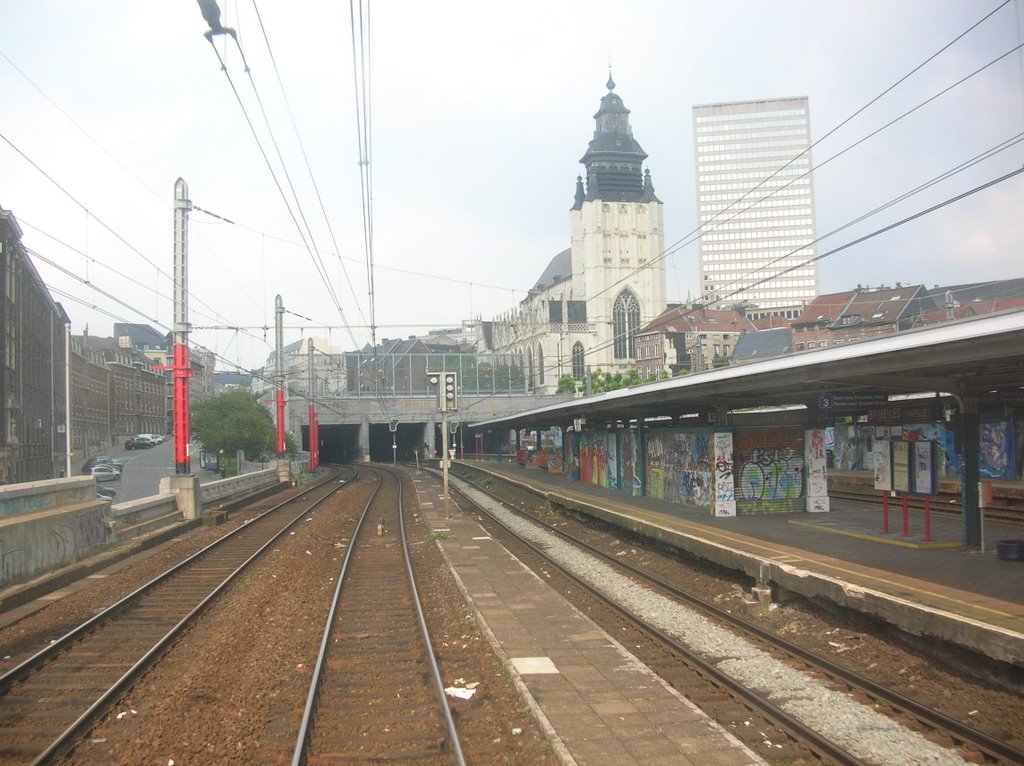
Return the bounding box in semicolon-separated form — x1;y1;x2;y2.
90;464;121;481
96;485;117;500
125;435;154;450
82;456;122;474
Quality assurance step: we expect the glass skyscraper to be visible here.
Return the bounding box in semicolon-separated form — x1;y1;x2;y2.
692;97;819;319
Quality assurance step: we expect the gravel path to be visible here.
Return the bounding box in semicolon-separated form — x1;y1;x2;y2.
455;476;973;766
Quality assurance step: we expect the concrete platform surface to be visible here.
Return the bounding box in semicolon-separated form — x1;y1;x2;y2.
411;469;765;766
459;461;1024;669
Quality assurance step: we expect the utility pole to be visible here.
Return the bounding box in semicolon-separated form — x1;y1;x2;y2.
64;322;71;478
307;343;318;471
172;178;192;475
275;295;285;456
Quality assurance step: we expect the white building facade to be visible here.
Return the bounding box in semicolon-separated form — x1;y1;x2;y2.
693;96;819;320
490;76;666;393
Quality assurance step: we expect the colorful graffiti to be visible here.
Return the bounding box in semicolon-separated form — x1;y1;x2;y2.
830;421;1020;480
645;429;713;508
980;421;1013;480
736;449;804;500
620;430;642;496
575;433;619;489
734;428;805;512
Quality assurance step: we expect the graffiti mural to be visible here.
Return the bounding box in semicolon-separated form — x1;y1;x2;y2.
576;432;619;489
645;429;713;508
567;436;581;481
980;420;1013;480
620;430;643;496
734;428;805;513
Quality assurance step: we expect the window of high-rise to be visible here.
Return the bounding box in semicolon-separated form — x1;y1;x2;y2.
692;97;819;319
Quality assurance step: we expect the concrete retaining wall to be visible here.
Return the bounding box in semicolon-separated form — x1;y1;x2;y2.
0;477;109;588
200;468;278;504
0;466;287;590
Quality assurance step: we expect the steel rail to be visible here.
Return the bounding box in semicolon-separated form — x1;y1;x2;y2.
290;464;466;766
0;466;351;765
445;468;867;766
457;466;1024;766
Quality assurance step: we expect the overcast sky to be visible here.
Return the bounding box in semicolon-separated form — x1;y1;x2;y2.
2;1;1022;372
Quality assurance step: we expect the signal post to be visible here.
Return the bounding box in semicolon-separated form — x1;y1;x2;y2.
427;372;457;518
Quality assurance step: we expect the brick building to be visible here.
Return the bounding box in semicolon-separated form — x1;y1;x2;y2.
1;206;69;482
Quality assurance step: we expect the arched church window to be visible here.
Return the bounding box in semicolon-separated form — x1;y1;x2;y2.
612;290;641;359
572;342;585;380
537;345;545;386
526;347;534;391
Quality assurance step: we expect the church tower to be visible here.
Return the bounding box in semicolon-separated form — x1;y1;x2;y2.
488;75;666;393
570;74;666;371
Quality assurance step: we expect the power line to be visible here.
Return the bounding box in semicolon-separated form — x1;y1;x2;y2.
587;7;1024;307
480;163;1024;405
250;0;366;343
202;29;347;333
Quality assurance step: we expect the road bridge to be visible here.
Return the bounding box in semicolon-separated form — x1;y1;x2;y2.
285;390;569;464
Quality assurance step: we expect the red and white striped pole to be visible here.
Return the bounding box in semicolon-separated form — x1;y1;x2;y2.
173;179;192;475
275;295;286;455
306;343;319;471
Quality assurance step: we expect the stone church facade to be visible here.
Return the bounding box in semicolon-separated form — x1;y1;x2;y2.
489;76;666;394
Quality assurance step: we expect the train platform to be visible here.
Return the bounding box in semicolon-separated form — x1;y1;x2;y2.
410;468;765;766
449;460;1024;672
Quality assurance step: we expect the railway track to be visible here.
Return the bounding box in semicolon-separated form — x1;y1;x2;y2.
292;464;465;766
0;467;353;765
449;465;1024;766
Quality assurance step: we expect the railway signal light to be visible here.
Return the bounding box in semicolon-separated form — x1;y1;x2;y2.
442;372;457;411
427;372;457;411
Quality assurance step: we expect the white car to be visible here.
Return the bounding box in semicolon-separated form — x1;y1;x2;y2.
91;464;121;482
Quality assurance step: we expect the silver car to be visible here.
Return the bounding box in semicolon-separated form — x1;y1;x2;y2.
91;464;121;482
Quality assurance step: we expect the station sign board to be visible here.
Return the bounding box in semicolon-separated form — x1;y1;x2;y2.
817;391;888;412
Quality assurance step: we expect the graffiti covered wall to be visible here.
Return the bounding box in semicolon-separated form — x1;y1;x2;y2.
734;427;805;513
573;432;620;490
620;430;643;496
645;429;714;509
831;420;1017;480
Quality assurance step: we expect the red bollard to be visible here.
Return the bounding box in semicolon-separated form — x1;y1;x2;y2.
882;492;889;533
902;494;909;537
924;495;932;542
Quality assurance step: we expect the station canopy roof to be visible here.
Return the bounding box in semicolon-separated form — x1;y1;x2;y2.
472;310;1024;431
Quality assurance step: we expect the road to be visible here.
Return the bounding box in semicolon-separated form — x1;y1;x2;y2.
82;442;220;503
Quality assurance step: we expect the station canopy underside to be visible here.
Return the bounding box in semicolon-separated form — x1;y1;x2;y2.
473;311;1024;431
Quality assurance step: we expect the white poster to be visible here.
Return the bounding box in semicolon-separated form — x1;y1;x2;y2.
872;444;892;491
712;431;736;517
805;428;829;513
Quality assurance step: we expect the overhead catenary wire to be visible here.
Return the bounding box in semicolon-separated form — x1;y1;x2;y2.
17;215;272;368
347;0;389;418
202;31;347;334
581;3;1019;307
250;0;366;344
460;161;1024;408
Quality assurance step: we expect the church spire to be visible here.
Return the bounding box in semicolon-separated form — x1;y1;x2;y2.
579;75;649;202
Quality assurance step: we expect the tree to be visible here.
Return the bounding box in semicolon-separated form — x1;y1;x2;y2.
556;374;580;394
191;389;276;462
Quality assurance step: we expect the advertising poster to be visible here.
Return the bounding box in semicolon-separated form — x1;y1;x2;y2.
912;441;935;495
805;428;829;513
891;441;910;493
872;443;892;491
